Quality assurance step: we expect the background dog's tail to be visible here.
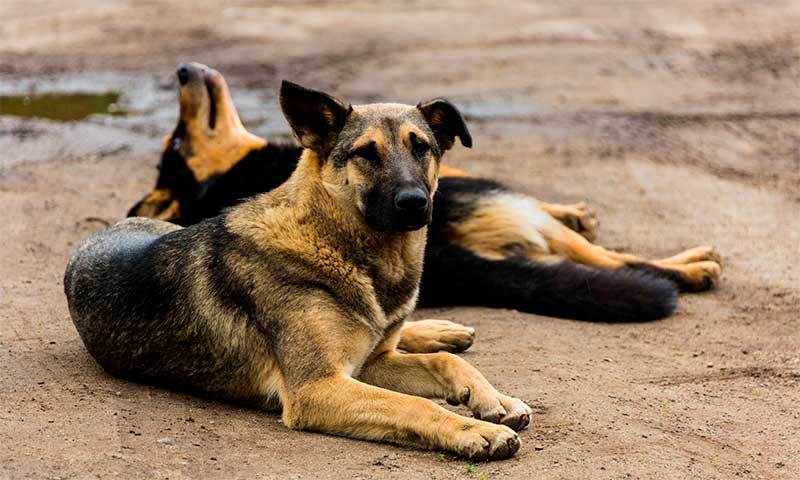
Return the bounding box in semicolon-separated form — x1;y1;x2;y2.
420;244;678;322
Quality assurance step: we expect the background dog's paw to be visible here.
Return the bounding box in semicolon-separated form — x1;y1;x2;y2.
397;319;475;353
676;260;722;292
560;202;598;241
452;422;520;461
661;246;722;266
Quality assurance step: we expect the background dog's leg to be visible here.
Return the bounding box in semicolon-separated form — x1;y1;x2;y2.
358;351;531;431
543;223;721;291
397;320;475;353
281;376;520;460
537;200;598;240
439;165;470;177
652;246;722;265
544;224;626;268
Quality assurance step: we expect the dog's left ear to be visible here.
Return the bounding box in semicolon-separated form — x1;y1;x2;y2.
417;99;472;151
280;80;352;155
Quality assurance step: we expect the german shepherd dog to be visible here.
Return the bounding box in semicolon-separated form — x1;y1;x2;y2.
130;64;722;323
66;81;532;459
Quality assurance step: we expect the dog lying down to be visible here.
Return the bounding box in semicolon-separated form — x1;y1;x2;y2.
66;81;532;460
129;63;722;325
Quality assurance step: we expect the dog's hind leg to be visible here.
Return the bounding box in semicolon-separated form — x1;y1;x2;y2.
358;350;531;431
542;223;721;292
651;246;722;265
537;200;598;241
397;319;475;353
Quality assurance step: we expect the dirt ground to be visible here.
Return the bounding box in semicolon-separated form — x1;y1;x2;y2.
1;1;798;479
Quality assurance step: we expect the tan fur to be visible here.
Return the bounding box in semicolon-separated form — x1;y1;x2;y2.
177;66;266;181
439;165;468;177
133;188;182;221
397;319;475;353
352;126;387;152
451;193;553;260
452;192;722;290
542;225;722;288
154;199;181;222
537;200;598;241
399;122;430;146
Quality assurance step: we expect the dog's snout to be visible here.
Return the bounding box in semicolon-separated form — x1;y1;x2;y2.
177;65;190;86
395;188;429;212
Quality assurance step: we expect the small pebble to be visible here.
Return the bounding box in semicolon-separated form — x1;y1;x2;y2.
157;437;176;446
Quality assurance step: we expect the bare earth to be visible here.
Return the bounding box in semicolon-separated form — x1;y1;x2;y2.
1;1;798;479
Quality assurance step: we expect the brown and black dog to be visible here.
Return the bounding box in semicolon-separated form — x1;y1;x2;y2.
67;81;531;459
130;63;722;323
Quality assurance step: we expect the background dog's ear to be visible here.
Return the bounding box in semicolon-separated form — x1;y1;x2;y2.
280;80;352;155
417;99;472;151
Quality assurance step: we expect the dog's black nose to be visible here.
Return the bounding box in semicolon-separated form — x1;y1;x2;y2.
395;188;429;212
177;65;190;85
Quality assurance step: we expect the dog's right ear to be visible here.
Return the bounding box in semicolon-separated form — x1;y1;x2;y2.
279;80;352;155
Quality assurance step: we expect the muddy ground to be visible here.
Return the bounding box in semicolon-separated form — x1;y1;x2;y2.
1;1;798;479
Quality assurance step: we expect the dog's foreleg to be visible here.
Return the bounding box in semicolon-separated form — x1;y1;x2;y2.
358;350;531;431
274;309;520;460
281;375;520;460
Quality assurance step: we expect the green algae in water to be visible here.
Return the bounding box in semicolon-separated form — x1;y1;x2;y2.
0;92;126;121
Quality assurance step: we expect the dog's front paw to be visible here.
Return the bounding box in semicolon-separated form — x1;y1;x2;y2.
451;421;521;461
449;387;532;431
397;319;475;354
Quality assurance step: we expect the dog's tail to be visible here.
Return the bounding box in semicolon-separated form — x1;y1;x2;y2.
420;244;678;322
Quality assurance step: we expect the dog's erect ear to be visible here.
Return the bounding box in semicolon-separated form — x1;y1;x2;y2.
416;99;472;151
280;80;352;155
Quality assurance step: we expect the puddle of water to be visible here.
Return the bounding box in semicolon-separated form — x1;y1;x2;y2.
0;92;126;121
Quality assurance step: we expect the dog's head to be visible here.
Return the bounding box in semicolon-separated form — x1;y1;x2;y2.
128;62;265;223
280;81;472;232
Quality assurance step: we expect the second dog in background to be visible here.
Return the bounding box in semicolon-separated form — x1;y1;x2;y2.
130;63;723;323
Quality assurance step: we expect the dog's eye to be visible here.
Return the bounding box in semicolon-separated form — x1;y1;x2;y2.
410;134;430;158
351;142;380;163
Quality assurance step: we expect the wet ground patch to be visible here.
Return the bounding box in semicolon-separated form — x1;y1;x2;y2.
0;92;126;121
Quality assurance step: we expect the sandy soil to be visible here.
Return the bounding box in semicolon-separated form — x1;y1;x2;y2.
1;1;798;479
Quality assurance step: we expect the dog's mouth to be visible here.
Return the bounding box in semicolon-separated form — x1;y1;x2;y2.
204;74;217;130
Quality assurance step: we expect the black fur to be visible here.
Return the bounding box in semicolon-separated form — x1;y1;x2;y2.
419;243;677;322
181;143;302;225
417;99;473;149
279;80;352;156
431;176;508;225
133;142;303;226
